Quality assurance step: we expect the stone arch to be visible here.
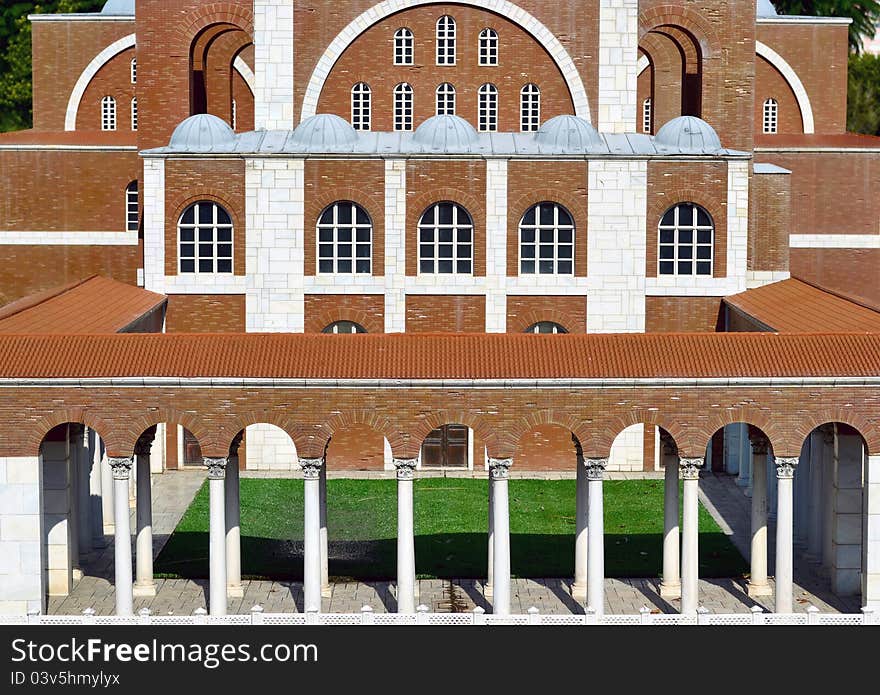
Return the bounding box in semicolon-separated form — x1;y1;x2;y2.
64;34;136;131
796;411;878;457
28;410;113;457
117;408;216;458
411;410;503;459
755;41;815;134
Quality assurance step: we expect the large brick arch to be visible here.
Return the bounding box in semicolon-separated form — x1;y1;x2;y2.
27;410;114;458
796;411;880;457
177;3;254;46
117;408;216;459
222;410;301;455
592;410;687;459
639;6;720;59
317;410;407;457
700;408;788;458
410;410;506;459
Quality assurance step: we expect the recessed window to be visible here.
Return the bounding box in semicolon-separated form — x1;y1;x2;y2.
642;98;652;134
418;202;473;275
178;201;233;274
101;96;117;131
131;97;138;131
519;202;574;275
125;181;139;233
520;83;540;132
351;82;371;130
658;203;714;276
479;28;498;66
526;322;568;334
436;82;456;116
130;57;137;84
763;98;778;134
394;83;414;131
436;15;456;65
323;321;366;334
478;83;498;132
317;201;372;275
394;27;414;65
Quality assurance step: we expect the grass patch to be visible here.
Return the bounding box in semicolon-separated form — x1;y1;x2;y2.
154;478;746;580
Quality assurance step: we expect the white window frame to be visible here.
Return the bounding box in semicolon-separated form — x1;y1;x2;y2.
518;202;575;276
658;203;714;277
394;27;414;65
130;57;137;84
125;181;139;233
394;83;414;131
101;96;117;131
436;82;456;116
763;98;778;134
478;28;498;66
351;82;372;131
642;98;652;134
323;321;367;334
418;202;473;275
436;15;456;66
316;201;373;275
526;322;567;334
478;83;498;132
130;97;138;131
178;201;234;275
520;83;540;132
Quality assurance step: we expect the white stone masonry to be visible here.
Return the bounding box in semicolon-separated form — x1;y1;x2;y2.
598;0;638;133
254;0;295;130
384;160;407;333
0;457;44;615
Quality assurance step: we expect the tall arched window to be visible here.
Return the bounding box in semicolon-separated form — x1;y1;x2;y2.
317;201;372;274
642;98;652;134
394;83;414;131
519;202;574;275
130;57;137;84
520;84;540;132
101;96;117;131
418;202;473;274
479;28;498;66
436;15;456;65
178;201;234;274
131;97;138;131
763;98;778;134
394;27;414;65
351;82;372;130
323;321;367;334
526;322;568;334
658;203;714;276
436;83;456;116
478;84;498;132
125;181;139;233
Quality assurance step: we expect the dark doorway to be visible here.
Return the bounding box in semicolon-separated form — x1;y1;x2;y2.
421;425;469;468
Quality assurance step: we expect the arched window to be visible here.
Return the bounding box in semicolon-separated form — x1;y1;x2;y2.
763;98;778;134
436;83;456;116
394;27;414;65
317;201;372;275
526;322;568;334
520;83;540;132
351;82;371;131
322;321;367;334
394;83;414;131
125;181;139;233
178;201;233;274
101;96;117;131
436;15;456;65
519;202;574;275
418;202;473;274
478;83;498;132
642;98;652;134
658;203;714;276
131;97;138;131
479;28;498;66
130;57;137;84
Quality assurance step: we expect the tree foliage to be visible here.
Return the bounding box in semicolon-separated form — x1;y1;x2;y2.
848;52;880;133
772;1;880;51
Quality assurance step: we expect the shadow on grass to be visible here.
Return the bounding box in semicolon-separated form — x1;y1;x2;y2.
154;532;747;581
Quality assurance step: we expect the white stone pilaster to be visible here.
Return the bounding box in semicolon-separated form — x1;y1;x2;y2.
301;457;323;613
226;456;243;599
42;440;72;597
0;457;44;616
142;159;165;294
597;0;638;133
394;459;417;614
726;160;750;293
865;454;880;608
660;449;680;598
485;159;508;332
585;458;607;616
774;456;799;613
254;0;295;130
832;434;865;596
384;159;407;333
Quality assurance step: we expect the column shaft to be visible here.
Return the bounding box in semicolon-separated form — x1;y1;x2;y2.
206;458;227;617
134;452;155;596
806;431;824;562
573;454;588;600
489;459;512;615
319;462;329;596
680;458;702;615
225;456;242;598
586;458;607;616
302;458;323;613
109;458;133;616
748;442;771;597
76;428;93;555
660;453;680;598
486;474;494;598
775;457;798;613
395;459;417;613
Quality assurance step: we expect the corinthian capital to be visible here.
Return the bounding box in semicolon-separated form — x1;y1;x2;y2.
775;456;799;479
108;456;133;480
300;457;324;480
584;457;607;481
393;458;418;480
204;457;227;480
679;458;704;480
488;458;512;480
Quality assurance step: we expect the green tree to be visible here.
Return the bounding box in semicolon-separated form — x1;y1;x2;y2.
772;1;880;51
848;52;880;134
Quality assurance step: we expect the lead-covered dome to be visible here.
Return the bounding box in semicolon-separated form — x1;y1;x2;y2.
101;0;135;15
655;116;722;151
169;114;235;152
757;0;778;17
535;115;601;151
291;114;358;149
413;115;479;150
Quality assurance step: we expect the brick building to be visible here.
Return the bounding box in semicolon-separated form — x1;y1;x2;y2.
0;0;878;618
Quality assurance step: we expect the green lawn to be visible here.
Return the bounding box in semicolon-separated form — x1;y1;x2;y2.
154;478;747;580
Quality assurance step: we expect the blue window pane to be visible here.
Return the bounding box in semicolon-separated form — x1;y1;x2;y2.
457;260;471;273
319;244;334;258
521;229;535;243
338;244;352;258
180;259;195;273
438;244;453;258
557;261;572;275
659;246;674;260
338;259;352;273
521;260;535;274
438;260;453;273
678;261;693;275
420;244;434;259
696;262;711;275
216;207;232;225
319;260;333;273
458;244;472;259
181;207;195;225
319;228;333;242
217;259;232;273
356;260;371;273
198;259;213;273
420;260;434;273
180;243;195;257
539;260;554;274
521;246;535;259
180;229;194;242
659;261;674;275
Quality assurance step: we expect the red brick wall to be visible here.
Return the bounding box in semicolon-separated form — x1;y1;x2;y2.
164;294;246;332
754;56;802;135
506;296;586;334
75;48;137;132
637;33;685;133
791;249;880;312
406;295;486;333
304;294;385;334
326;425;387;470
645;296;723;333
515;424;579;471
749;170;790;273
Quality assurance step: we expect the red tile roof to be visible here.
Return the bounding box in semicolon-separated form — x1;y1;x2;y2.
724;279;880;333
0;332;878;380
754;133;880;149
0;276;166;335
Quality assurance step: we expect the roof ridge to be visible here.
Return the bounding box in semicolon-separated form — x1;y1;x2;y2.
790;275;880;314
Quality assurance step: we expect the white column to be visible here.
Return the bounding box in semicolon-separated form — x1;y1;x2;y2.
394;459;417;613
100;448;114;534
660;446;680;598
774;456;799;613
865;453;880;608
572;449;588;601
301;457;323;613
225;455;243;598
319;462;329;597
133;446;156;597
680;457;703;615
748;437;771;597
486;473;494;599
585;458;607;616
254;0;295;130
109;457;133;616
206;458;228;617
597;0;638;132
489;458;512;615
89;432;105;547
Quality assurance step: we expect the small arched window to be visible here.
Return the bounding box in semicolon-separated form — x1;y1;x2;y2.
317;201;372;274
351;82;371;131
101;96;117;131
520;83;540;132
394;27;414;65
323;321;367;334
478;84;498;132
178;201;233;274
130;57;137;84
125;181;139;233
131;97;138;131
763;98;778;134
418;202;473;275
519;202;574;275
642;98;652;134
658;203;714;276
436;83;456;116
526;322;568;334
436;15;456;65
394;83;414;131
479;28;498;66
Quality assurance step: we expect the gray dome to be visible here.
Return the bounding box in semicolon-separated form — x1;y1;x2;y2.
291;114;358;149
169;114;235;152
655;116;722;151
535;115;601;151
757;0;778;17
413;115;479;150
101;0;135;15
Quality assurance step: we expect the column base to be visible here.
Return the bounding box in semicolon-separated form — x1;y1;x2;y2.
484;583;493;599
659;581;681;599
103;524;115;535
321;585;332;598
133;582;157;598
747;581;772;598
227;585;244;599
571;581;587;601
72;568;84;582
